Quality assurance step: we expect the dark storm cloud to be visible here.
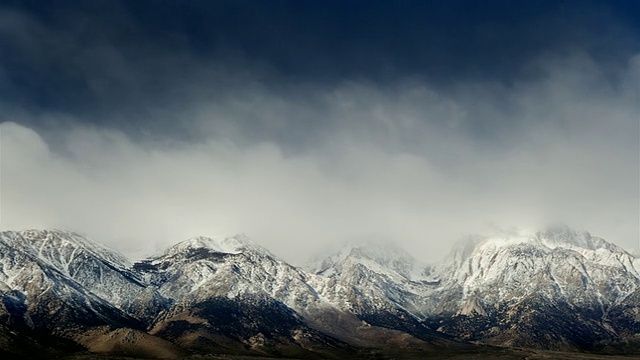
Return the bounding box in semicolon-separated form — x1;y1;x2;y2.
1;0;638;138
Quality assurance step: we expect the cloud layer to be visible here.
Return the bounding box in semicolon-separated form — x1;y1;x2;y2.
2;51;638;262
0;2;638;262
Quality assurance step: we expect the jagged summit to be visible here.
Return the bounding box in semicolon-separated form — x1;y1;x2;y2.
311;238;405;264
535;225;627;253
448;225;627;261
308;237;431;281
0;229;153;332
2;229;132;268
160;233;274;258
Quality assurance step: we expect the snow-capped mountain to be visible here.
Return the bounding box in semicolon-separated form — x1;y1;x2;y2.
309;238;435;282
134;234;358;354
428;225;640;349
307;240;440;337
307;240;436;319
139;234;325;312
0;230;142;336
1;226;639;358
0;230;168;323
435;226;640;311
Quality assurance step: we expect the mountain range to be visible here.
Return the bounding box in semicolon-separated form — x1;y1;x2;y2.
1;226;639;359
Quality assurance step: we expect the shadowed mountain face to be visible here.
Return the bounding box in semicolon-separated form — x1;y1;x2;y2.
0;228;639;358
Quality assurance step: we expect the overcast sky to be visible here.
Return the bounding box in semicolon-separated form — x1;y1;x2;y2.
1;0;638;262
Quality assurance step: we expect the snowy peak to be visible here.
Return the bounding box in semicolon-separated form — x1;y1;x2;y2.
535;225;625;253
437;225;640;315
448;226;637;278
137;234;325;317
0;229;150;327
0;229;132;271
311;238;432;282
346;239;412;263
162;234;273;258
450;226;627;263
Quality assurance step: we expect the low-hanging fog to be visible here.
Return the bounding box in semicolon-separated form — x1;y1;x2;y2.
0;1;638;262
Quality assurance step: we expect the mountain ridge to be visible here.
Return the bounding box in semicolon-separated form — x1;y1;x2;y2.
1;227;639;358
